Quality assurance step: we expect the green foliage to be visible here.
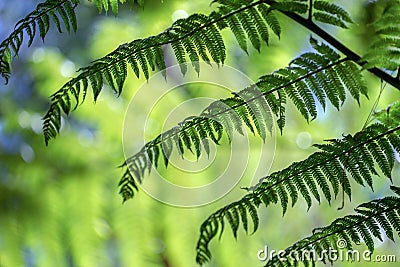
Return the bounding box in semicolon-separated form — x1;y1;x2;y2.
90;0;147;14
0;0;79;83
195;117;400;265
119;38;368;202
91;0;135;14
0;0;144;84
265;186;400;266
41;0;353;145
41;0;280;144
2;1;400;266
362;0;400;70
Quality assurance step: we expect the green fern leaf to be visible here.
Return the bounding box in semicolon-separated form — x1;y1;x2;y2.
244;199;259;233
227;12;249;53
56;3;71;33
171;40;188;75
313;12;348;28
226;208;240;239
161;136;173;167
249;8;269;45
313;1;353;24
237;203;249;233
137;50;150;80
204;24;226;63
257;5;281;38
182;37;200;74
64;0;78;32
237;9;261;51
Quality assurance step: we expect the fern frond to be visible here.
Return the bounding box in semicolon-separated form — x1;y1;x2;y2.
42;0;300;144
118;39;368;202
195;122;400;265
361;0;400;71
265;186;400;266
0;0;79;83
312;1;353;28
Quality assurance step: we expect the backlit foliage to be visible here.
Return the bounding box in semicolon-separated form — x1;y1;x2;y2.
1;0;400;266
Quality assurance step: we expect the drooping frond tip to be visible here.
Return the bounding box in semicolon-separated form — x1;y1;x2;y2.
195;119;400;265
265;186;400;266
0;0;79;83
118;38;368;202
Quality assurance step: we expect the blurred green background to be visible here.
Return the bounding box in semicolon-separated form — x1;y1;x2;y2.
0;1;399;266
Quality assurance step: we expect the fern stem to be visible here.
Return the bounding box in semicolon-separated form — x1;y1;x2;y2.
270;2;400;91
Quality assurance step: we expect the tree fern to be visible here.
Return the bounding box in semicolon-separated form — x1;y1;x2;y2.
118;38;367;202
3;1;400;266
195;112;400;265
362;0;400;71
0;0;79;83
264;186;400;266
42;0;363;145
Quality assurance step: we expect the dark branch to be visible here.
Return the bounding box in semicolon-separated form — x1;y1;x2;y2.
271;2;400;91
